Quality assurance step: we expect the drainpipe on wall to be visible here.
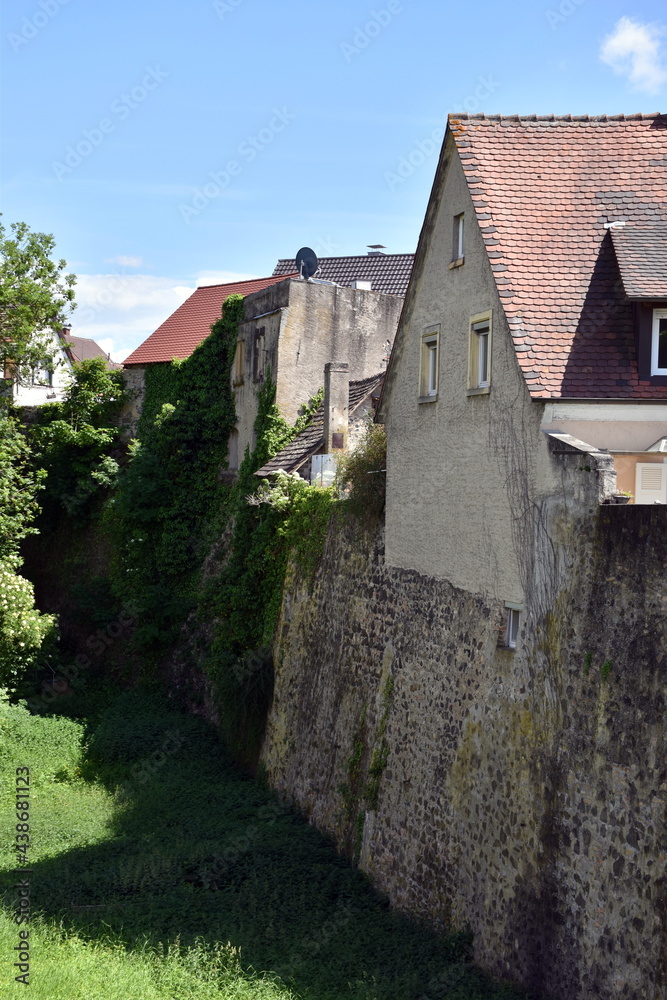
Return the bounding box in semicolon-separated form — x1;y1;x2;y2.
323;361;349;452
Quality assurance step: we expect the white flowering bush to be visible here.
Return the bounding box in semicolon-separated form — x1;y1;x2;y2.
0;556;57;691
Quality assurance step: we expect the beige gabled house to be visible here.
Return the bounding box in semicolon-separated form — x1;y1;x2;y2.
379;113;667;608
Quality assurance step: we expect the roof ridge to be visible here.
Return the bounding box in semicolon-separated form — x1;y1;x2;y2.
198;273;296;290
449;112;665;123
275;253;414;262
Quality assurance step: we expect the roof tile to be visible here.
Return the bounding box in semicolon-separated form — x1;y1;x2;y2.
450;113;667;398
124;275;294;365
272;254;413;296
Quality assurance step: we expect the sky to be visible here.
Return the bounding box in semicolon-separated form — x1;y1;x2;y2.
1;0;666;361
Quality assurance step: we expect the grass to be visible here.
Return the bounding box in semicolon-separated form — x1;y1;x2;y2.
0;686;535;1000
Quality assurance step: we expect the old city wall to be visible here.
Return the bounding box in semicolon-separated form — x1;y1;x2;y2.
261;476;667;1000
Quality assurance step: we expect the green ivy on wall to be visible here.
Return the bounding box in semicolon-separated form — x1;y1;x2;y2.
107;294;335;759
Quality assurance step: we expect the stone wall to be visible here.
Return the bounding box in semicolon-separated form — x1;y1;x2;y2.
261;469;667;998
118;364;145;439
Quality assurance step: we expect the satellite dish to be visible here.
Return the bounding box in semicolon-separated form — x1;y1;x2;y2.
295;247;318;280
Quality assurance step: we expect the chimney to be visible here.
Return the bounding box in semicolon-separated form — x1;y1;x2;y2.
323;362;349;452
351;279;372;291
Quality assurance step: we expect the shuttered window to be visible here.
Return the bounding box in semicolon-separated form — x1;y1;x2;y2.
634;463;667;504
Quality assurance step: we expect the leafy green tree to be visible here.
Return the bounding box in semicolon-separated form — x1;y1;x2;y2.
0;413;56;694
0;218;76;390
0;412;46;558
32;357;126;518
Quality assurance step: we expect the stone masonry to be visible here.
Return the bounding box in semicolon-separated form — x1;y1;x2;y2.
262;457;667;999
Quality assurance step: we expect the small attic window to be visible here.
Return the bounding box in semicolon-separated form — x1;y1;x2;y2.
451;214;464;266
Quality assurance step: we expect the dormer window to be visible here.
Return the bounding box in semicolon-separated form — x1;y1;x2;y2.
651;309;667;375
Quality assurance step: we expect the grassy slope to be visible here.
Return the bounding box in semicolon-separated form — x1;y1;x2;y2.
0;690;534;1000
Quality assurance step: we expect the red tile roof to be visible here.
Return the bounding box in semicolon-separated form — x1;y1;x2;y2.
451;113;667;398
123;275;295;365
273;254;413;296
610;224;667;299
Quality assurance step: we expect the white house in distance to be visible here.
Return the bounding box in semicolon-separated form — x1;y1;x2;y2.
8;326;120;406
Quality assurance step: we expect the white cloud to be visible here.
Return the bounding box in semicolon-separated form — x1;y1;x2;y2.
72;274;196;362
69;268;262;362
106;255;143;268
195;269;260;286
600;17;667;95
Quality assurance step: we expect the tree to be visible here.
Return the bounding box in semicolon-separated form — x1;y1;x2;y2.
0;218;76;389
0;412;46;559
32;357;126;519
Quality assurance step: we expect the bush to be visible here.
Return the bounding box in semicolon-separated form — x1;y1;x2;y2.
0;411;45;558
32;357;125;520
335;420;387;524
0;555;58;693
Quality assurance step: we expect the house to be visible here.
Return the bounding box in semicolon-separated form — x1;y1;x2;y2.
61;328;122;370
121;275;293;434
366;113;667;996
7;326;118;406
272;248;414;296
122;266;404;457
379;112;667;606
254;367;385;484
228;279;398;469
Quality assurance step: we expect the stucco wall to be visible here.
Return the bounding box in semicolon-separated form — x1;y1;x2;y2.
12;332;71;406
233;280;401;459
262;459;667;999
613;452;667;497
383;133;556;605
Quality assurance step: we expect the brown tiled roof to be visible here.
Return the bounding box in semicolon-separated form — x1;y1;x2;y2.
451;113;667;398
254;373;385;477
272;254;413;296
62;333;122;369
610;224;667;299
123;275;295;365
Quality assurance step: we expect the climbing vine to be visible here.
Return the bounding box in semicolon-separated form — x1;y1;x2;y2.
107;293;333;758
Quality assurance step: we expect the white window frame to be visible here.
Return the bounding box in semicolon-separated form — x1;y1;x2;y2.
467;311;492;395
504;602;522;650
650;308;667;376
419;326;440;400
453;213;464;262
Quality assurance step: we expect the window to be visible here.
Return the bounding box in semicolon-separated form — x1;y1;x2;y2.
419;326;440;400
451;213;464;266
634;462;667;504
651;309;667;376
31;363;53;387
506;608;520;649
467;312;492;394
252;327;265;382
233;341;244;386
500;603;522;650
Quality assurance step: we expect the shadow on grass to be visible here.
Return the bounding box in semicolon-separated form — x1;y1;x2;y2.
2;689;535;1000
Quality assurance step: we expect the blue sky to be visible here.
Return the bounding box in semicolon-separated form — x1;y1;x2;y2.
1;0;666;359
